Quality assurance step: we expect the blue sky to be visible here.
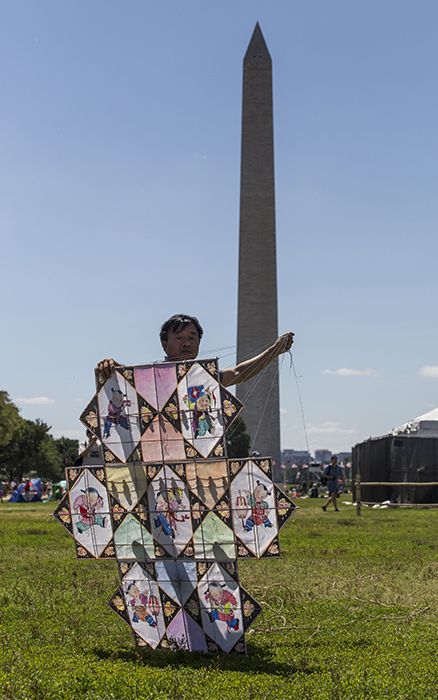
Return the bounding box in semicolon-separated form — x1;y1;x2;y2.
1;0;437;453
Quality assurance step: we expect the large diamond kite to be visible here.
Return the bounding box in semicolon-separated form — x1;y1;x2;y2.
54;359;296;653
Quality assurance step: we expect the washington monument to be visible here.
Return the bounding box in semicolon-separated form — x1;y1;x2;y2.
236;23;281;482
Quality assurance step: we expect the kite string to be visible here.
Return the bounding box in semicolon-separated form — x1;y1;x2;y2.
223;347;293;450
224;343;283;447
288;351;311;457
248;355;282;453
253;355;284;456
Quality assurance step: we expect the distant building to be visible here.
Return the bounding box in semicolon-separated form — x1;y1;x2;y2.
281;449;295;464
281;449;312;465
315;449;332;463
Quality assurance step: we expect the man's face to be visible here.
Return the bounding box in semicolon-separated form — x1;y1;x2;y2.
162;323;200;361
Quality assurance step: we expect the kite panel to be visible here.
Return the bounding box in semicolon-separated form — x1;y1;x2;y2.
54;466;114;559
108;560;261;653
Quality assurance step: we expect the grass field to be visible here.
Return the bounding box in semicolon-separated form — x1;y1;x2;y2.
1;498;438;699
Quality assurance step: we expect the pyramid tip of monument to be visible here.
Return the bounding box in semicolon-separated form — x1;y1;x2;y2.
244;22;271;62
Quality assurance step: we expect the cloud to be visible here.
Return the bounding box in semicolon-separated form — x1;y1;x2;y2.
15;396;55;405
306;422;357;437
323;368;380;377
418;366;438;378
280;408;287;414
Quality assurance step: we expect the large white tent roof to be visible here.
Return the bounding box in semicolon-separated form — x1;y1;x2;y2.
391;407;438;437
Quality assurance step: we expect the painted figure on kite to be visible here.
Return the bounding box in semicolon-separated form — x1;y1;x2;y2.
183;385;216;438
103;388;131;438
154;478;189;537
126;583;159;627
239;481;273;532
205;582;239;633
73;487;106;534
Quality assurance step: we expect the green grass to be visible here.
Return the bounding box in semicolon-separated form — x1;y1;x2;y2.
1;499;438;699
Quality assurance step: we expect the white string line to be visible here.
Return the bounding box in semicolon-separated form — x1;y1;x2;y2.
222;357;279;446
259;355;285;456
197;344;237;356
199;336;283;358
238;365;272;405
226;359;278;447
237;345;283;404
289;352;310;456
223;347;288;446
249;357;282;453
199;337;286;366
225;351;310;464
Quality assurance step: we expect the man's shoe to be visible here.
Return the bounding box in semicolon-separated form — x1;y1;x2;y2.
322;505;327;512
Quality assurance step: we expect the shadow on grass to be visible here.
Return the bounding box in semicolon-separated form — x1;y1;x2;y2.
92;642;319;677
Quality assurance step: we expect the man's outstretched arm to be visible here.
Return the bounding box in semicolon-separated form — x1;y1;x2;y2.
221;332;294;388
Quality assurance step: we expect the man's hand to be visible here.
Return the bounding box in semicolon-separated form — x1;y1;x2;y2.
272;332;294;357
221;331;295;387
94;358;125;383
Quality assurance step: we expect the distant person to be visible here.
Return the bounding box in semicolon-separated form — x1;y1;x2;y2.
310;483;319;499
321;456;345;512
24;479;31;502
0;481;3;503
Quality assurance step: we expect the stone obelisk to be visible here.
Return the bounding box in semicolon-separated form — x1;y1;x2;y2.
236;23;281;482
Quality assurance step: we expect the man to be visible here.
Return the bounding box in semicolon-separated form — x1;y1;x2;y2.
95;313;294;387
321;455;345;512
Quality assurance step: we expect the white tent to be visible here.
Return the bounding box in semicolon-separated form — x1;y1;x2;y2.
391;406;438;437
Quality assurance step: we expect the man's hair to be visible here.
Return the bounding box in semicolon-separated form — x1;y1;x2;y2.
160;314;204;343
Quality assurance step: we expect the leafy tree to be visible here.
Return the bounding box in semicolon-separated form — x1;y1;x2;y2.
0;419;62;482
54;436;80;470
0;390;21;448
226;416;251;459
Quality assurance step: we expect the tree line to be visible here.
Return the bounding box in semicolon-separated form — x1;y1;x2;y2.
0;390;79;483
